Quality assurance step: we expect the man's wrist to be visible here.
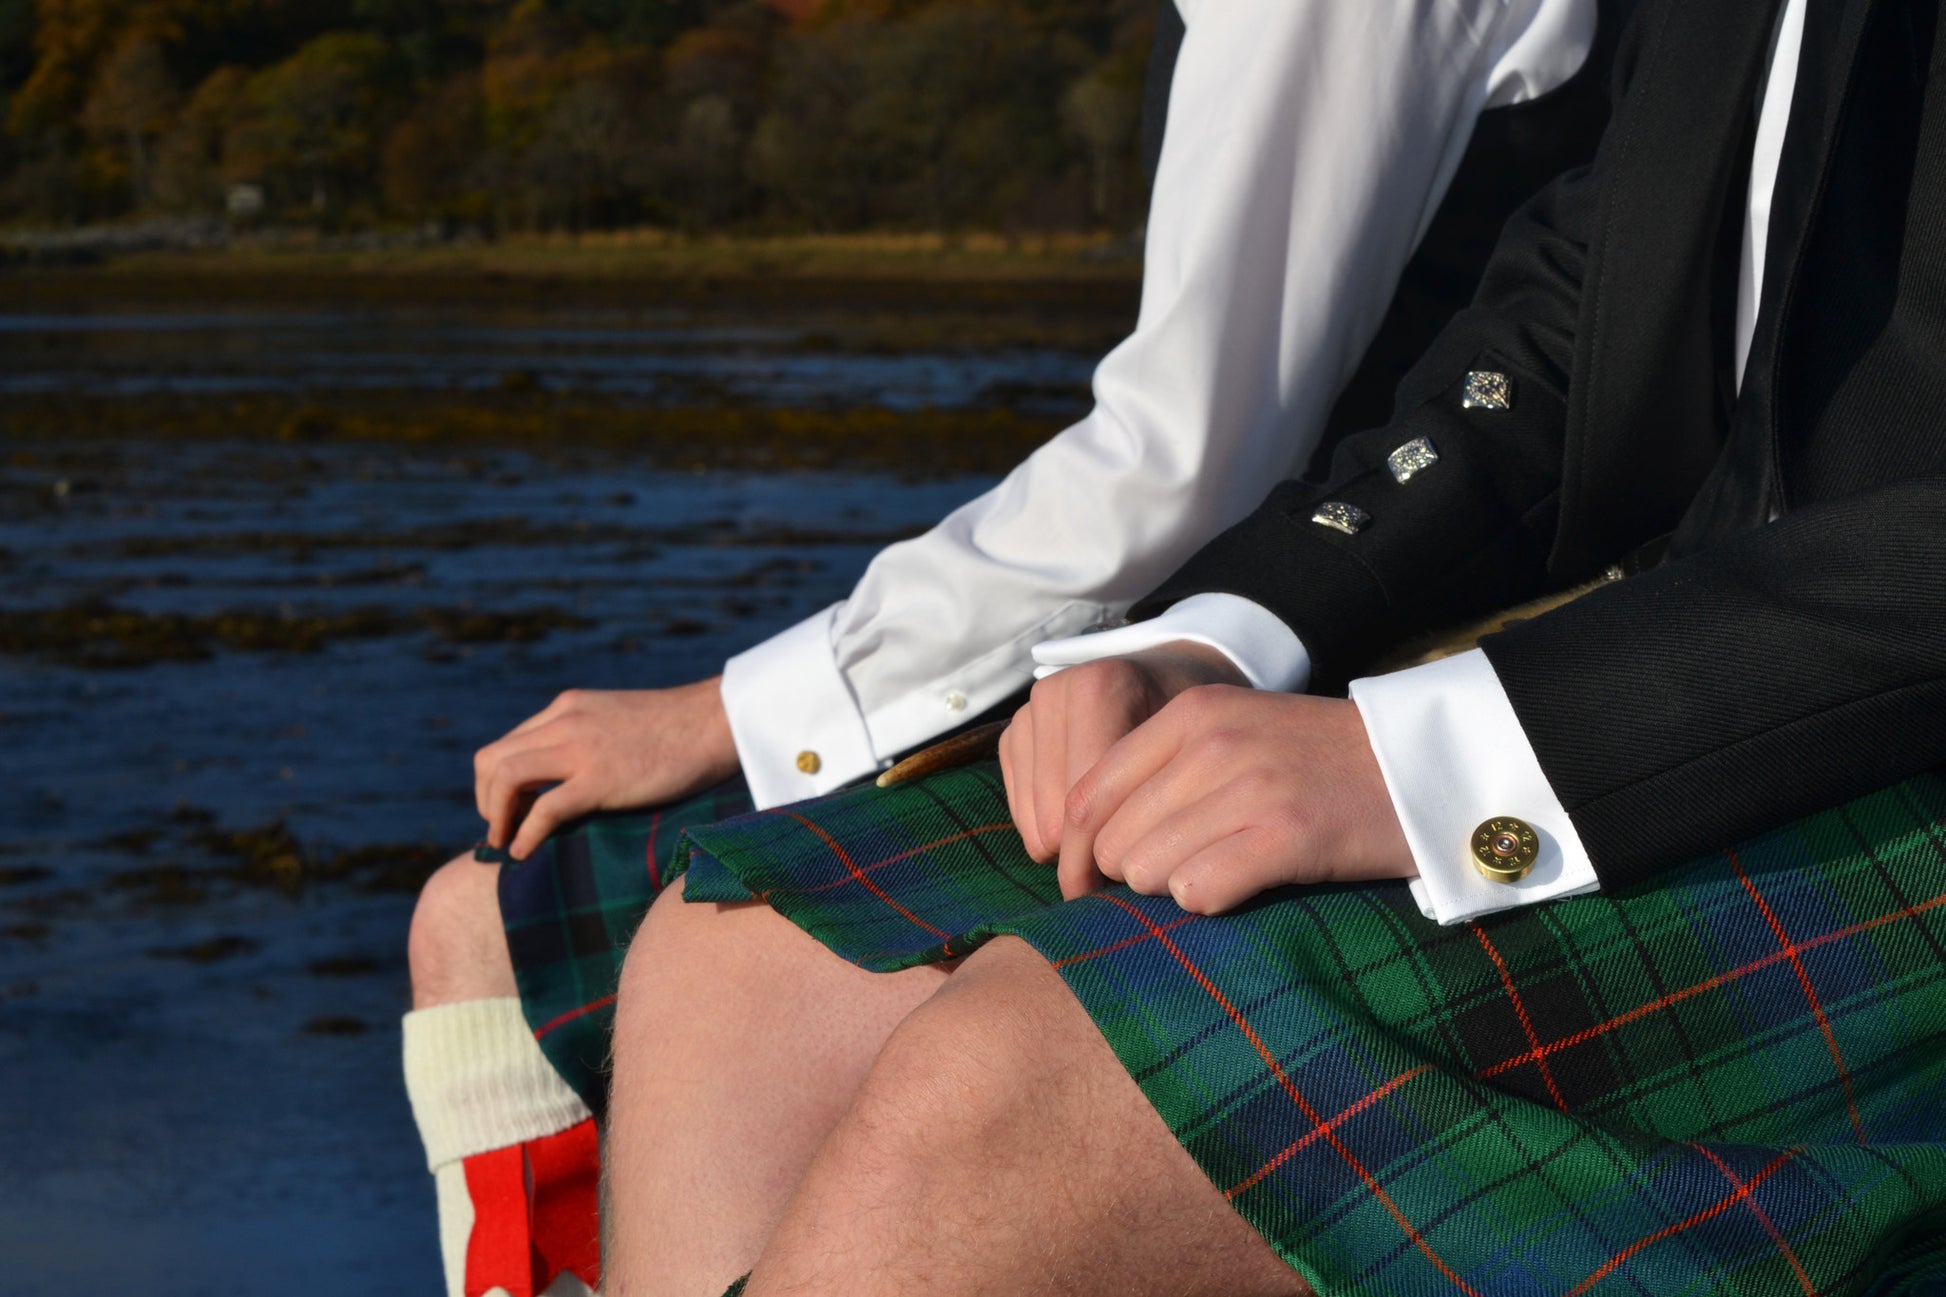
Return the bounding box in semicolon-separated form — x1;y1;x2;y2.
695;675;740;782
1135;641;1251;691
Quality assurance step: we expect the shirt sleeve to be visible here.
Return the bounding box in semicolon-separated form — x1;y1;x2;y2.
1030;593;1311;694
719;0;1597;809
1350;649;1599;924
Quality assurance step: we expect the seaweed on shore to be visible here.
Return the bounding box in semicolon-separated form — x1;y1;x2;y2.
67;517;925;563
147;934;261;963
182;819;447;895
301;1016;372;1036
0;600;595;667
1;393;1066;478
86;819;448;913
307;955;383;977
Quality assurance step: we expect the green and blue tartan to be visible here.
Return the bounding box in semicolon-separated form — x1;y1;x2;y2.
669;761;1946;1296
485;779;753;1116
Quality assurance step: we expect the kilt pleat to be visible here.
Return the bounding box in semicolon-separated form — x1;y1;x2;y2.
671;763;1946;1296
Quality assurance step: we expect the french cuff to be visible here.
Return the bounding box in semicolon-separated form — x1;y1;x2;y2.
721;604;884;811
1031;593;1312;693
1349;649;1599;925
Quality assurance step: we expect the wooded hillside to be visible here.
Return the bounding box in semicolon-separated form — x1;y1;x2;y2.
1;0;1156;231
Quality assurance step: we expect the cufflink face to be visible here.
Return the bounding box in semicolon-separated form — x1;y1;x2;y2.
796;750;823;775
1310;501;1370;536
1462;371;1513;411
1471;817;1539;883
1386;437;1440;484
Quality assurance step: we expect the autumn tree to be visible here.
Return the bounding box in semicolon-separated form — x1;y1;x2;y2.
380;68;484;222
79;33;176;203
1;0;1150;231
146;61;230;207
226;31;405;218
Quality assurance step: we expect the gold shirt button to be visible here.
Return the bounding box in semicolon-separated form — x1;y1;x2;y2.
1471;817;1539;883
796;750;822;775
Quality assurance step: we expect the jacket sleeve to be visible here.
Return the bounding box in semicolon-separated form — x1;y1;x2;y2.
1138;146;1610;689
1480;479;1946;891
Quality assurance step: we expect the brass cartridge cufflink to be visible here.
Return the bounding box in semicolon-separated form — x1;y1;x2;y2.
1471;817;1539;883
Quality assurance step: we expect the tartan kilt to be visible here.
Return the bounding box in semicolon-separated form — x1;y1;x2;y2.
484;779;754;1117
674;761;1946;1297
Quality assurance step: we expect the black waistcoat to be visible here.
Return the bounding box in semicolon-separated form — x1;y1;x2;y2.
1672;0;1946;556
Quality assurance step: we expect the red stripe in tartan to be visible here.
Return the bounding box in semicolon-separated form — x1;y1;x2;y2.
1050;911;1199;970
1224;1064;1437;1201
791;823;1019;898
785;811;952;939
1563;1148;1801;1297
1694;1142;1816;1296
1098;893;1483;1297
646;810;664;890
1472;926;1570;1112
1476;882;1946;1082
1729;853;1868;1142
533;993;617;1042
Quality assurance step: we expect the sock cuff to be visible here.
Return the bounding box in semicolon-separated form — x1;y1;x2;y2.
404;997;593;1170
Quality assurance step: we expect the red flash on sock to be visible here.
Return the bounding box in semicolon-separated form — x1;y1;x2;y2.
462;1118;601;1297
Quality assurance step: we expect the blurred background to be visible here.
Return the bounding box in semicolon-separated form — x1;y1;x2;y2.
0;1;1151;1291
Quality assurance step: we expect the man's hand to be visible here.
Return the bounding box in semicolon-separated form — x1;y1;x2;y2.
473;676;740;859
1058;687;1414;913
998;643;1248;886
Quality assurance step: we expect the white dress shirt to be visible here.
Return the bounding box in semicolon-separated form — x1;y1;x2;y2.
1036;0;1808;924
721;0;1599;811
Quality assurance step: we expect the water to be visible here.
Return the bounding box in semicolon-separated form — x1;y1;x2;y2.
0;302;1092;1295
0;306;1093;413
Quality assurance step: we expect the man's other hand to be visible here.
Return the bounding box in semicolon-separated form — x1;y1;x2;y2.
473;677;740;859
1059;688;1414;912
998;643;1247;886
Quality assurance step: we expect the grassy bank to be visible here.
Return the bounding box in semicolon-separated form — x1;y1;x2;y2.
1;229;1143;320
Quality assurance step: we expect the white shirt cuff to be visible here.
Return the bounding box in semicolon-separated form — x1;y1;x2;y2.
1349;649;1599;925
1030;593;1312;693
720;605;885;810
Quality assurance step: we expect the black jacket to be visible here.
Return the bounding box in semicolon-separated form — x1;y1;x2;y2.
1138;0;1634;454
1145;0;1946;893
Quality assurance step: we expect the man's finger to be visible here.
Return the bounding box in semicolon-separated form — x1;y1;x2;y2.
473;718;561;818
1029;680;1069;865
484;745;570;848
1059;678;1142;831
1055;714;1191;897
510;782;595;860
1055;828;1111;899
1107;784;1255;898
999;710;1032;854
1166;826;1294;916
1064;707;1189;840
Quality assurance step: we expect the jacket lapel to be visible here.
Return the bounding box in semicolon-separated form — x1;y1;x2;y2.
1549;0;1787;575
1673;0;1883;553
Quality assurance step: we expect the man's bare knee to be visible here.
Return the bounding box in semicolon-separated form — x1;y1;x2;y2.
408;854;517;1008
748;938;1308;1297
819;940;1072;1191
